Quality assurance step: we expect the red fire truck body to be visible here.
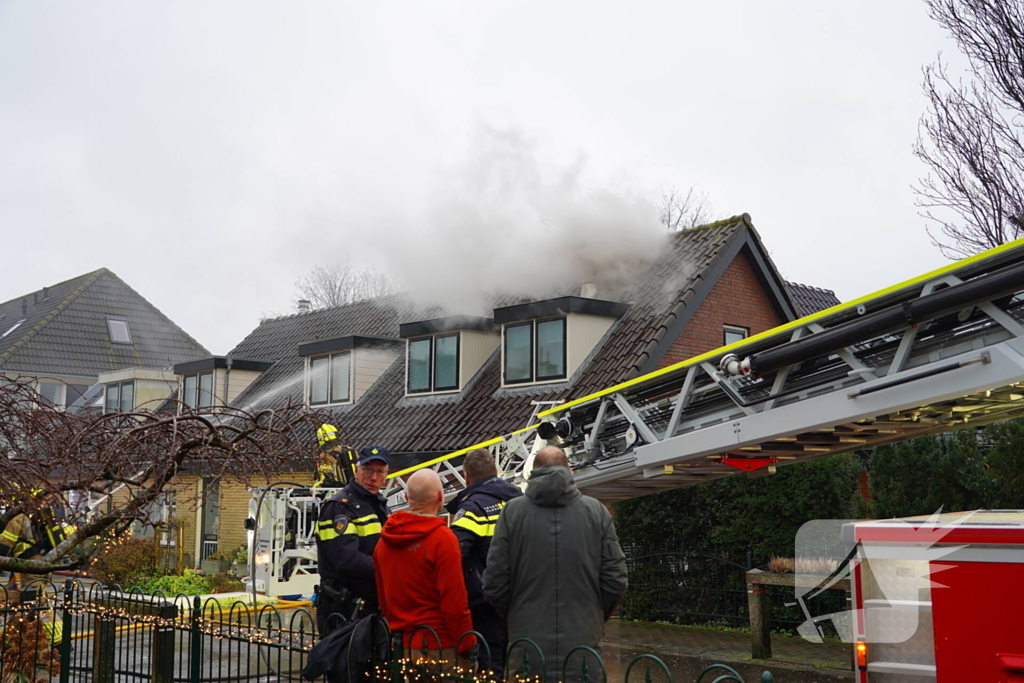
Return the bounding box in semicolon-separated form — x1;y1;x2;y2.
847;511;1024;682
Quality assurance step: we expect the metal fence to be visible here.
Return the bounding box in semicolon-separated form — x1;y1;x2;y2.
621;551;848;635
0;580;774;683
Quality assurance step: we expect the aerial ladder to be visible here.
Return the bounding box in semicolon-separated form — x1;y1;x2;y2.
250;236;1024;596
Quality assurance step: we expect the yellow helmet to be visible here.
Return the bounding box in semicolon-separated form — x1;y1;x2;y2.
317;423;338;448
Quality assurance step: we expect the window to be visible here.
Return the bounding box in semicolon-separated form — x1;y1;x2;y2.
107;318;132;344
36;382;91;408
308;352;351;405
104;381;135;413
723;325;749;347
182;371;214;410
503;317;567;384
38;382;62;406
535;318;567;381
407;333;460;393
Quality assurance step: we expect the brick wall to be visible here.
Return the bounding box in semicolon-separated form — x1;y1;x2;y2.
216;472;313;561
657;250;783;368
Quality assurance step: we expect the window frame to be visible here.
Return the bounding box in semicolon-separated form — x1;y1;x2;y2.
502;316;568;385
37;382;64;407
534;316;568;382
502;322;535;385
104;381;136;414
181;370;215;410
106;317;133;345
406;333;461;394
307;351;352;406
723;324;749;347
407;337;433;394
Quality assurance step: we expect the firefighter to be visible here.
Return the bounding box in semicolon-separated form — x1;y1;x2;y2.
313;423;356;489
314;445;391;636
0;496;75;644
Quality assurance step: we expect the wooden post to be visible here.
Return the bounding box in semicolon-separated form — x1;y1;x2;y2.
747;577;771;659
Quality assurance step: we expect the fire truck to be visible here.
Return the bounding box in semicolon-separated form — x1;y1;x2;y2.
247;233;1024;677
846;511;1024;681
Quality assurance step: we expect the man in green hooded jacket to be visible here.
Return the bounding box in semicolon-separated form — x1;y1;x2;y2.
482;446;627;682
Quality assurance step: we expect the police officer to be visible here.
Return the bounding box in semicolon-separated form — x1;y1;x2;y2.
314;445;391;636
446;448;522;679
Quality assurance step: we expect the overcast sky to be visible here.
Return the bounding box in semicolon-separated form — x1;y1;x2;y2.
1;2;963;354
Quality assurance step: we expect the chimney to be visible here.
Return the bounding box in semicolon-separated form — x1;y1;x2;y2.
42;287;48;300
21;299;26;318
580;283;599;299
33;292;37;305
297;299;311;313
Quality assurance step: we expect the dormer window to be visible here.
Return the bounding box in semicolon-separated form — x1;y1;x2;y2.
407;333;459;393
399;316;498;396
298;336;403;406
495;296;629;387
504;318;567;384
309;352;351;405
182;371;214;410
104;381;135;413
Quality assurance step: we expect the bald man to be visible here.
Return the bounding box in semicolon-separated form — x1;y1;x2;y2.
484;446;628;683
375;470;476;668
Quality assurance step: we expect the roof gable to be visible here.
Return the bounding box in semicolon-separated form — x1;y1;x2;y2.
0;269;208;377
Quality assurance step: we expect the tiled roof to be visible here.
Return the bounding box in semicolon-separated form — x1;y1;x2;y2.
786;282;841;317
0;269;208;377
230;216;757;454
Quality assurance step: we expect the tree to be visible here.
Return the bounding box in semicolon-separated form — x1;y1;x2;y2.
0;379;327;574
660;185;714;231
294;264;401;310
914;0;1024;257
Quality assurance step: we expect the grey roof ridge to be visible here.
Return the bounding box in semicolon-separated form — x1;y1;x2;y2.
0;267;105;310
99;269;210;357
0;268;107;370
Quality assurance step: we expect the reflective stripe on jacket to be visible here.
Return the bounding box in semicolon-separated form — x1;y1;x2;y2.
446;475;522;607
314;481;389;609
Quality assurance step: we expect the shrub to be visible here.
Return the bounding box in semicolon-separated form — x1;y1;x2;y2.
89;537;159;588
136;570;209;596
207;573;245;594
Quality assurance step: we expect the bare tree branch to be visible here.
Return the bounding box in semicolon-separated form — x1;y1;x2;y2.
914;0;1024;257
660;185;714;231
294;263;401;310
0;379;333;573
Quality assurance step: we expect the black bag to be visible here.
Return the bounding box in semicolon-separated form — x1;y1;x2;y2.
303;615;390;683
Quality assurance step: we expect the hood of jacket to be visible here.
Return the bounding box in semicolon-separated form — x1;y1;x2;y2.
445;475;522;515
525;466;581;508
380;510;446;549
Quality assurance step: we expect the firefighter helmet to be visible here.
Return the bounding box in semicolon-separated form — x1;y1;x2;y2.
317;423;339;448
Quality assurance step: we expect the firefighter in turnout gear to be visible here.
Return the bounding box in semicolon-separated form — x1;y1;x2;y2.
446;448;522;679
313;423;357;489
314;445;391;637
0;498;76;644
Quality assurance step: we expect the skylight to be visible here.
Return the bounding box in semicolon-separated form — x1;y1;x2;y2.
0;320;24;339
107;318;132;344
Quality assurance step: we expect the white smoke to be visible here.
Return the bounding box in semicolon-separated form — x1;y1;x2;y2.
330;126;670;314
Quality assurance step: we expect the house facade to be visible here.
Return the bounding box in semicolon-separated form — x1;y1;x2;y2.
172;215;841;565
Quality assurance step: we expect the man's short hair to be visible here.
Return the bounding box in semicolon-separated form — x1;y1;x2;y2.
463;448;497;482
534;446;570;469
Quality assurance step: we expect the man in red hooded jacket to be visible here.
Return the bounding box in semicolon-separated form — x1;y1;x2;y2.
375;469;476;670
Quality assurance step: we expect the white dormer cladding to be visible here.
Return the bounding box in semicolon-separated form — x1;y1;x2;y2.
493;296;630;388
98;367;179;413
172;357;276;412
298;336;403;406
399;316;500;396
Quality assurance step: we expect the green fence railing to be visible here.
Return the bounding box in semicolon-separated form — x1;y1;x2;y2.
0;579;775;683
